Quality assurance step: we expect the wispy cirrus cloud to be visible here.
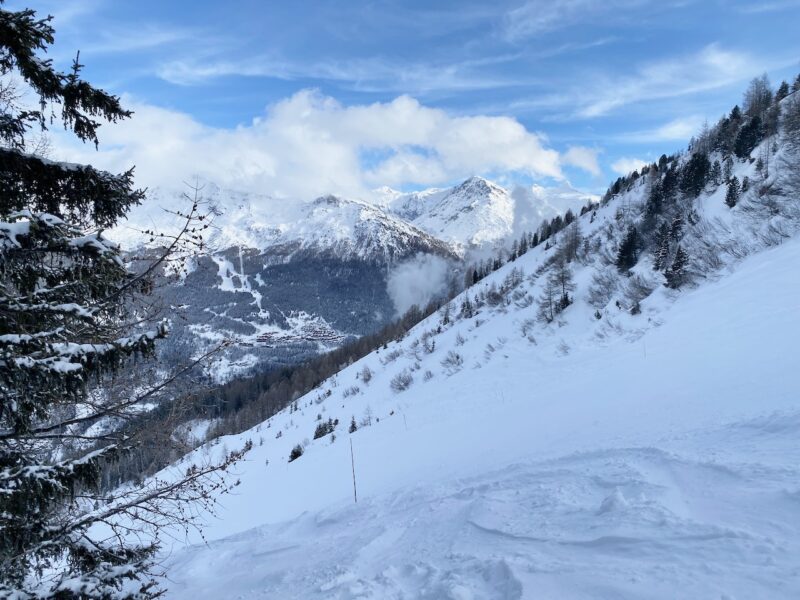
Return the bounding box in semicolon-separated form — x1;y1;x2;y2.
509;44;759;119
735;0;800;13
572;44;755;118
157;54;524;94
502;0;649;40
81;24;202;55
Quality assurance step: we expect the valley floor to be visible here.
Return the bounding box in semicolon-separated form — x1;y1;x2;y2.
161;236;800;599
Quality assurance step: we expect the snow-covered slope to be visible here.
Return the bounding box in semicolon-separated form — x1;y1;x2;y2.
153;139;800;597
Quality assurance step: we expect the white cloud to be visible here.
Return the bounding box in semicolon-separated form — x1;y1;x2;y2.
621;115;705;143
562;146;602;177
53;90;566;200
387;254;451;316
611;157;649;176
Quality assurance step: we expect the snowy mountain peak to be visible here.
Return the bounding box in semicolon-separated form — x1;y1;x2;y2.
414;176;514;247
452;175;502;195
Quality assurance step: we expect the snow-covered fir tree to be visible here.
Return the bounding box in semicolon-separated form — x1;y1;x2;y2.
0;5;244;598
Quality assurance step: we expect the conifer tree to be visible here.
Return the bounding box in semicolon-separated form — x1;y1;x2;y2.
725;176;740;208
775;81;790;104
664;246;689;289
552;256;574;311
615;225;641;272
644;182;663;221
710;160;722;186
679;151;710;197
734;116;763;158
669;214;684;242
460;295;474;319
661;164;679;199
723;156;734;182
652;222;671;271
0;5;243;597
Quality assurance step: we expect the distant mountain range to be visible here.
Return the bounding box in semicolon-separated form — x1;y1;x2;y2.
118;177;597;381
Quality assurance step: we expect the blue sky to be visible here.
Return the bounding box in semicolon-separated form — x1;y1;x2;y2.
18;0;800;198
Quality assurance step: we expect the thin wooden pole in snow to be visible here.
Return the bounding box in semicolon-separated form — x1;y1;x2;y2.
350;438;358;504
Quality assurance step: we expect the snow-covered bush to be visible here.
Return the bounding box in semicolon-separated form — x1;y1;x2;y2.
622;274;656;307
587;267;620;308
441;350;464;374
390;370;414;392
381;348;403;365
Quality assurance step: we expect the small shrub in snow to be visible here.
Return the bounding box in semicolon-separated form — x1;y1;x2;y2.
381;348;403;365
520;319;537;344
485;283;504;307
288;445;304;462
441;350;464;374
390;370;414;393
423;370;434;381
314;418;336;439
342;385;360;398
588;267;620;308
361;406;373;427
455;333;466;346
512;289;533;308
359;365;373;384
349;416;358;433
623;274;656;306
